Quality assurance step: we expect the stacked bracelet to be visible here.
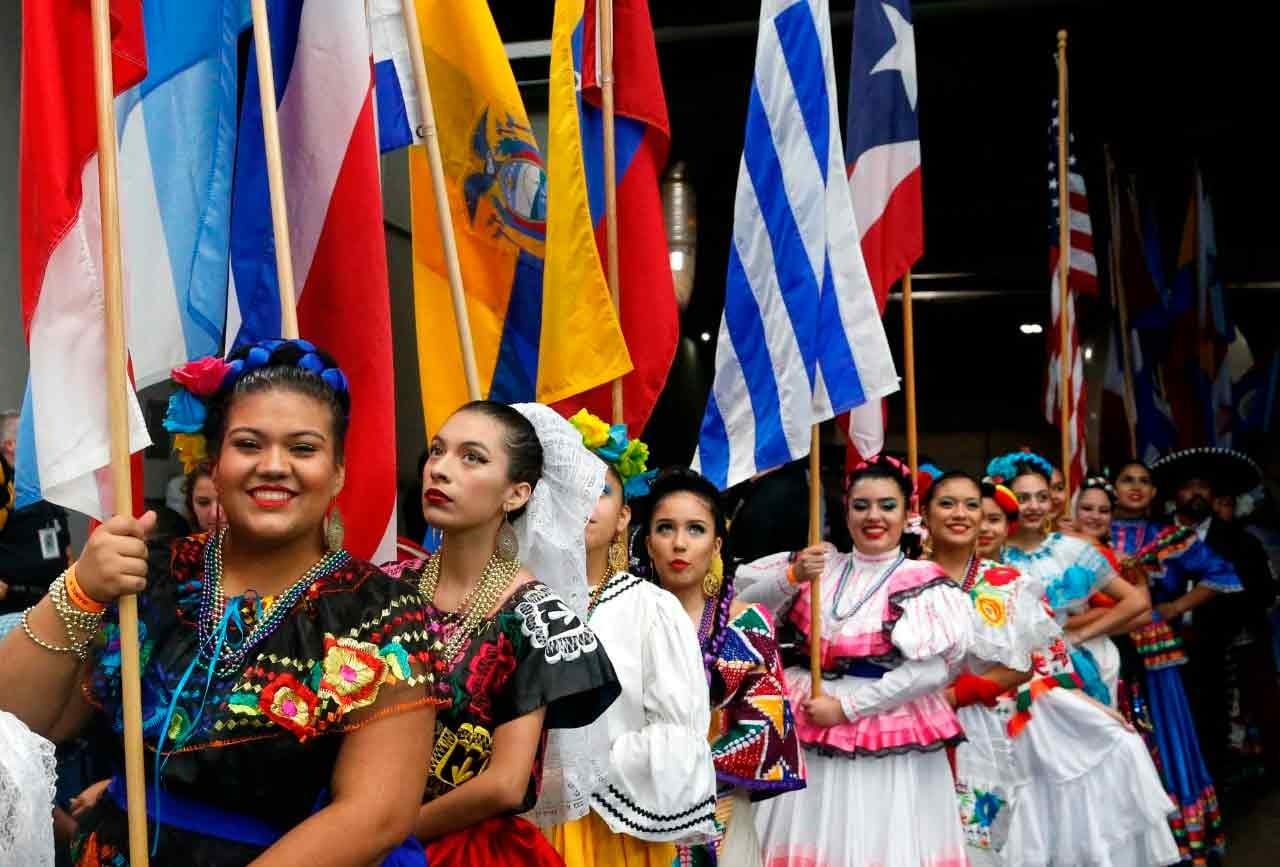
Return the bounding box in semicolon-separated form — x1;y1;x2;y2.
49;570;103;660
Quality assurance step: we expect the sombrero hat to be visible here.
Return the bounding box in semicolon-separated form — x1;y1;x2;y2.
1150;447;1263;498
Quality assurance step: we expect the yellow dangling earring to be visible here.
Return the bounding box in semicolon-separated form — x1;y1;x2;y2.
702;553;724;598
608;536;629;577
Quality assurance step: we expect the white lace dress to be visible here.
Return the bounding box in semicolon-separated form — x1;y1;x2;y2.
0;710;57;867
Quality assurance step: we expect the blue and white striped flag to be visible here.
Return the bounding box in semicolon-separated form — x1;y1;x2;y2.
694;0;899;490
369;0;422;153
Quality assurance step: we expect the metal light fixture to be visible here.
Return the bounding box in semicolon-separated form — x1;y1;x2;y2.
662;161;697;310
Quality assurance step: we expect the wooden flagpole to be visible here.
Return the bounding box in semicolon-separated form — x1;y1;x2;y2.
598;0;625;425
1055;31;1072;499
88;0;147;861
399;0;482;402
1103;146;1139;458
808;426;823;696
902;272;919;484
250;0;299;340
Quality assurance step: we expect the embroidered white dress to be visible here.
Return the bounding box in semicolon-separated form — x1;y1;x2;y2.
0;710;56;867
957;560;1181;867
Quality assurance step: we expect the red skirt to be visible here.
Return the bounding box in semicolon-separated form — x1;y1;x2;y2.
426;816;565;867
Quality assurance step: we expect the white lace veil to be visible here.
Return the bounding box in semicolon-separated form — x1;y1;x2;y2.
511;403;612;826
0;711;57;867
510;403;603;616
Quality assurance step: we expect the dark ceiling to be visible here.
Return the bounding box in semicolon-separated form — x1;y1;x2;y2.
490;0;1280;465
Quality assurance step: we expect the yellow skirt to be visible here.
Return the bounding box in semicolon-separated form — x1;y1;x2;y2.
550;810;678;867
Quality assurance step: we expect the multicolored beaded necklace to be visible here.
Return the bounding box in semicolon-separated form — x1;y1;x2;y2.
829;553;905;621
197;528;349;677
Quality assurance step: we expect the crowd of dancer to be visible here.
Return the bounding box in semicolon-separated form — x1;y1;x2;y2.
0;338;1277;867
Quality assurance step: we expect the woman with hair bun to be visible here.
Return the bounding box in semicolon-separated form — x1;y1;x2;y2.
740;455;972;867
546;413;717;865
0;338;443;866
642;468;804;867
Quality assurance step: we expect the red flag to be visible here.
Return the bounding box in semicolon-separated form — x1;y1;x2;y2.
19;0;151;519
553;0;678;434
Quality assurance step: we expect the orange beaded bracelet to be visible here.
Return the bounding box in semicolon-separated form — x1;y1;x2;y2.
64;564;107;614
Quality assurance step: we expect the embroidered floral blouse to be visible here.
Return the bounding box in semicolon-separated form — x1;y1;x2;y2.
76;533;439;866
382;560;620;814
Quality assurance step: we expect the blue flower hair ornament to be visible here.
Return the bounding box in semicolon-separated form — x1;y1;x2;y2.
162;338;350;470
985;450;1054;486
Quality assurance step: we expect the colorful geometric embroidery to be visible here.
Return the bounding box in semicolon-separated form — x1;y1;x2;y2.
709;605;805;796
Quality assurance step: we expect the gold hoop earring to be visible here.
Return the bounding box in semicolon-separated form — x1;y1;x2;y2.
702;553;724;598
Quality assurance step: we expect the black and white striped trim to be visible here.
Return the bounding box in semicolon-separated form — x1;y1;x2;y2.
592;785;717;841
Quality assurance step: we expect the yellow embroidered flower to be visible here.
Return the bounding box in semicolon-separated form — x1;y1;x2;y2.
172;432;208;474
569;409;611;449
975;594;1007;628
318;635;387;712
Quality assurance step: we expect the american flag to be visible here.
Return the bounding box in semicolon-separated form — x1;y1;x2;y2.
1044;96;1097;488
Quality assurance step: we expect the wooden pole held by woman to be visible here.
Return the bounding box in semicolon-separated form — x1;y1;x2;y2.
902;272;919;485
598;0;625;425
1055;30;1073;500
399;0;482;402
250;0;299;341
808;426;824;697
88;0;148;861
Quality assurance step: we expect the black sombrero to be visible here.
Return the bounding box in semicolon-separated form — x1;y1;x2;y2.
1150;447;1263;498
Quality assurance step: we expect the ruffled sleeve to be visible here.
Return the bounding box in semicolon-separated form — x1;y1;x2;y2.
498;584;620;729
966;567;1061;673
841;575;973;720
592;588;717;843
1180;540;1243;594
306;565;442;733
1042;535;1115;615
734;550;803;614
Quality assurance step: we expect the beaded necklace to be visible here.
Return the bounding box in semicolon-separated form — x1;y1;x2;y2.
829;553;905;621
418;547;521;701
959;554;981;593
586;564;616;620
197;528;349;676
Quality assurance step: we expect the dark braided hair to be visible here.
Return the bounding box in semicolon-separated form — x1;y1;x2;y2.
205;339;351;461
642;468;735;695
451;400;543;521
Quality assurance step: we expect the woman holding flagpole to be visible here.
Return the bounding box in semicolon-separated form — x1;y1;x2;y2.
383;401;620;867
545;412;718;866
739;455;972;867
0;339;443;866
641;468;804;867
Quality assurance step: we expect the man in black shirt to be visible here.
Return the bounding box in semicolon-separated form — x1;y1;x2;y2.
0;410;72;615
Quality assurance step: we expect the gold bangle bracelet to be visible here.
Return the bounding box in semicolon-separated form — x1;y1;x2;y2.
20;607;83;657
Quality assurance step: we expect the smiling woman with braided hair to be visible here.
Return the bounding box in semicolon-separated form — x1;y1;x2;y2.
0;338;444;866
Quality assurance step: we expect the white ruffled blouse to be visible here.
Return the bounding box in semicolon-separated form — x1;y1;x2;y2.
581;572;718;844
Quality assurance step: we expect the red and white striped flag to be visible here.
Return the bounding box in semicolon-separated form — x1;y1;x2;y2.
1044;97;1097;488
